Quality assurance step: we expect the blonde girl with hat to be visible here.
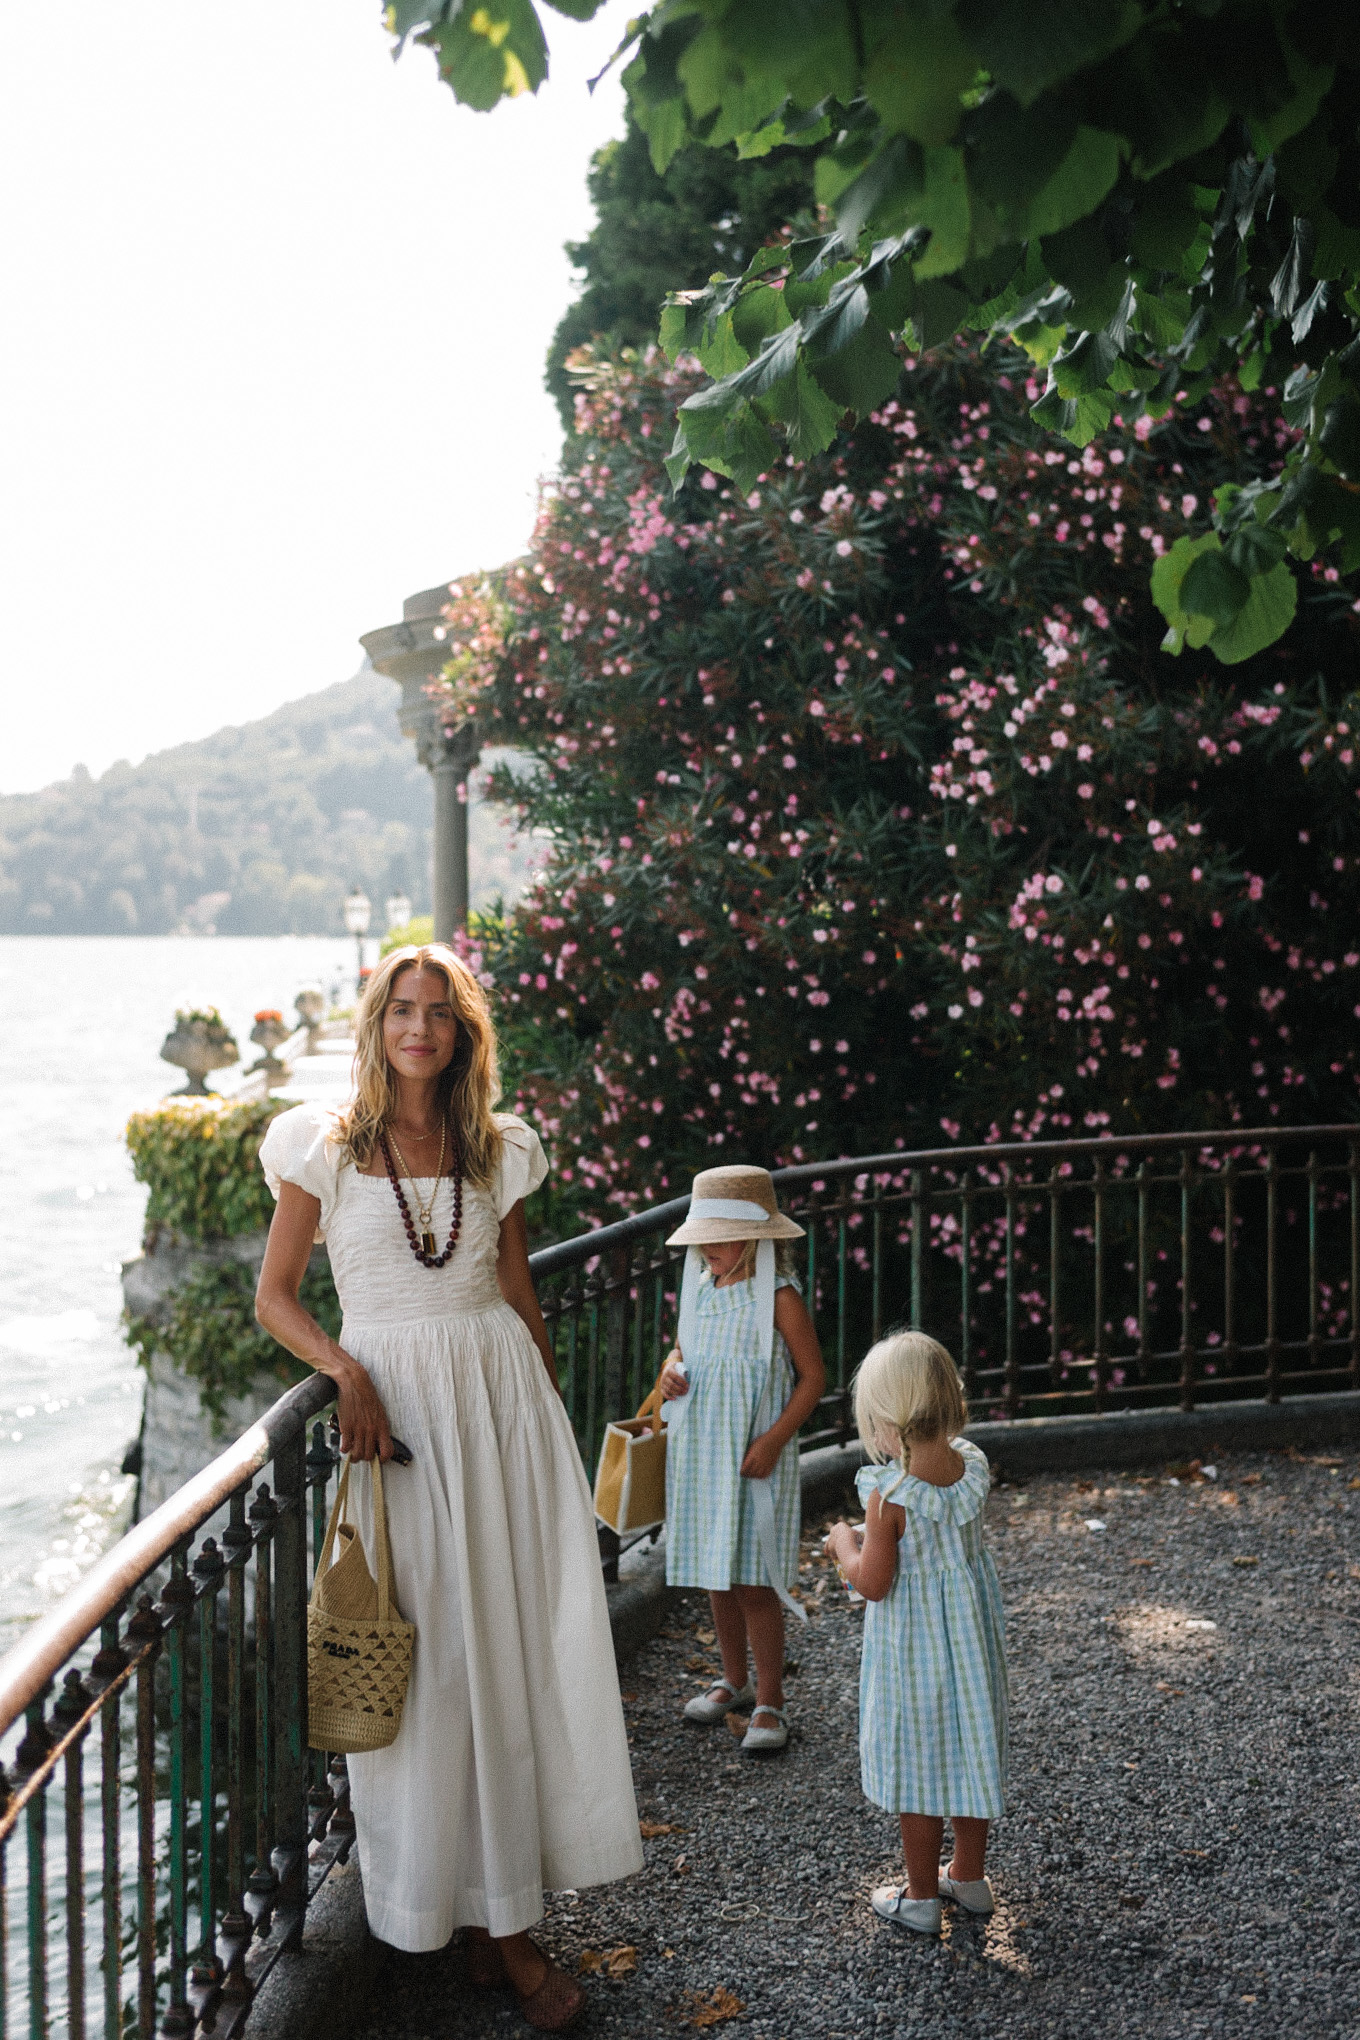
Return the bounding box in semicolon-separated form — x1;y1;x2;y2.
660;1166;826;1753
825;1332;1007;1937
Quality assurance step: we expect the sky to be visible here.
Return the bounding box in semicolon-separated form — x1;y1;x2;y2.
0;0;631;794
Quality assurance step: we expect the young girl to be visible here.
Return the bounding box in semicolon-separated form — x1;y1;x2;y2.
659;1165;826;1753
826;1332;1007;1935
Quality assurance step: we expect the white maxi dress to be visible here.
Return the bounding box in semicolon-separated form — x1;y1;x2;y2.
259;1103;643;1948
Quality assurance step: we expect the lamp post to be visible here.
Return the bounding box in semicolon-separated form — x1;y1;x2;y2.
343;886;371;994
385;890;412;938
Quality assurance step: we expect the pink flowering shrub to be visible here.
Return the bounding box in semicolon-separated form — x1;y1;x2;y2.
436;344;1360;1222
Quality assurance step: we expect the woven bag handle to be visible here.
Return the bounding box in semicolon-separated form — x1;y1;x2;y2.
310;1455;397;1621
633;1355;677;1434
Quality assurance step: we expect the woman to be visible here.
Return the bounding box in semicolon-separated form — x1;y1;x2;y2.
255;945;641;2032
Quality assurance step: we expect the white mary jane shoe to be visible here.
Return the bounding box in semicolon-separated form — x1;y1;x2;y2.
682;1677;755;1724
740;1705;789;1753
938;1871;994;1916
871;1883;942;1936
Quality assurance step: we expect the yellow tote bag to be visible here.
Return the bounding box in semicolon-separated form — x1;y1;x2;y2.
593;1370;669;1535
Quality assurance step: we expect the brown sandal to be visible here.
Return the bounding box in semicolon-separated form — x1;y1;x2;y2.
464;1932;508;1989
515;1951;586;2032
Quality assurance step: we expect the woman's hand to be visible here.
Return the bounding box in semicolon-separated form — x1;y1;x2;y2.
331;1356;394;1463
659;1356;689;1401
740;1428;781;1480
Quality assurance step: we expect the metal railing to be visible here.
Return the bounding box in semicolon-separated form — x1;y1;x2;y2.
4;1121;1359;2034
534;1125;1360;1564
0;1376;342;2040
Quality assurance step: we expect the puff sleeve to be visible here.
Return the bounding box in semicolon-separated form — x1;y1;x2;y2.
257;1103;343;1242
492;1114;549;1220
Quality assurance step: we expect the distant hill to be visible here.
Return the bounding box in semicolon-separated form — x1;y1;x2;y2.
0;668;542;936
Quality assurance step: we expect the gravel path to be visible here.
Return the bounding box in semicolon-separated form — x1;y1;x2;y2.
348;1447;1360;2040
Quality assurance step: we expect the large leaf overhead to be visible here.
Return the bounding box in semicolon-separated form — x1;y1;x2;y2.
388;0;1360;666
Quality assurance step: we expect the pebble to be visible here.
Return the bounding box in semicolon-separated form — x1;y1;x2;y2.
348;1447;1360;2038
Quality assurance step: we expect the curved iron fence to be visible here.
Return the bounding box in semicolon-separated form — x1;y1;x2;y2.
2;1122;1358;2034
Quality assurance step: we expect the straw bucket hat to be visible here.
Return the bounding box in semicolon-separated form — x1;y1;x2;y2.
665;1165;805;1246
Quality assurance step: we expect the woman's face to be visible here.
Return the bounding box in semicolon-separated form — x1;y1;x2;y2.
701;1239;749;1284
382;967;458;1084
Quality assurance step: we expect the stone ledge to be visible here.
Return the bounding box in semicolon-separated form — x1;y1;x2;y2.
245;1856;381;2040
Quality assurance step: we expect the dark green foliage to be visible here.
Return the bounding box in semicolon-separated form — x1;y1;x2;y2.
125;1097;291;1246
545;113;817;428
125;1257;337;1430
392;0;1360;664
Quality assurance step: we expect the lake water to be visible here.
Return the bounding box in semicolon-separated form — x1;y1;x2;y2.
0;935;358;1654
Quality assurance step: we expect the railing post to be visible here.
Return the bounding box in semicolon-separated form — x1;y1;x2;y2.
17;1694;52;2040
220;1493;251;2005
1092;1157;1107;1412
1048;1164;1061;1392
270;1430;309;1952
958;1173;973;1402
1;1767;9;2040
1307;1148;1320;1372
91;1612;126;2040
1265;1147;1280;1403
1221;1154;1237;1378
53;1671;93;2040
125;1595;162;2040
910;1171;925;1329
1178;1148;1195;1412
159;1545;195;2039
1004;1167;1019;1418
1136;1159;1151;1376
1350;1139;1360;1390
191;1539;225;2014
246;1486;278;1942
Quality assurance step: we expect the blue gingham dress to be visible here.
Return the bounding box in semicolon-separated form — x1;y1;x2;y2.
665;1274;801;1592
855;1442;1007;1818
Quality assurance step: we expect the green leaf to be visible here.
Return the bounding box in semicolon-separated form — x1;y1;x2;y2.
1319;393;1360;483
658;302;689;363
697;311;750;378
1050;329;1118;398
912;278;971;349
1024;126;1122;239
1247;43;1334;156
913;147;972;278
1129;172;1202;271
425;0;547;109
1151;533;1221;653
806;316;903;413
863;3;979;146
1179;549;1251;629
637;91;690;175
730;283;792;359
1223;523;1287;577
1030;384;1116;446
663;421;691;492
1207;562;1298;665
955;0;1142;107
759;359;846;463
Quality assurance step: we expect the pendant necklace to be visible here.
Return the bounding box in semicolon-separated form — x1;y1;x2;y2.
382;1120;463;1266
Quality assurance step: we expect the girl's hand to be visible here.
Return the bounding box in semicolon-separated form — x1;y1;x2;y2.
659;1358;689;1401
740;1429;781;1480
331;1357;394;1463
825;1519;858;1567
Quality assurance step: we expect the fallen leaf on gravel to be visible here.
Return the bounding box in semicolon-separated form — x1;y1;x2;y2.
1349;1478;1360;1490
695;1628;716;1644
1232;1555;1260;1567
1129;1557;1155;1567
726;1714;750;1737
578;1946;637;1978
681;1986;745;2027
1118;1894;1146;1908
686;1656;717;1674
673;1854;690;1876
640;1821;684;1838
1155;1682;1185;1696
1241;1472;1262;1484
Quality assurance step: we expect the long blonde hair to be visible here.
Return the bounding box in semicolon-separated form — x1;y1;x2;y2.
853;1331;967;1461
335;945;503;1185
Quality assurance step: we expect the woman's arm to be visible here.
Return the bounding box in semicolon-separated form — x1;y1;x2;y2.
255;1183;393;1462
740;1285;827;1479
496;1199;562;1397
827;1488;901;1601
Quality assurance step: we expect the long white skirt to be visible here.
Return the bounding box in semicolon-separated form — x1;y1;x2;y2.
339;1299;642;1947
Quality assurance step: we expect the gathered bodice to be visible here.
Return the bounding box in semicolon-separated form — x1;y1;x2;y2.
258;1103;548;1331
327;1171;505;1325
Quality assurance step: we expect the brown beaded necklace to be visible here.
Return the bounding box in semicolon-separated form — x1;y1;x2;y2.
379;1124;464;1267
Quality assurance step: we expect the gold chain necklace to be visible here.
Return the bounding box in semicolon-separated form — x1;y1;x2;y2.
386;1121;446;1256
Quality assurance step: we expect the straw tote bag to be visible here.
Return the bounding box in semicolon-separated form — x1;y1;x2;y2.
308;1456;415;1754
593;1370;669;1536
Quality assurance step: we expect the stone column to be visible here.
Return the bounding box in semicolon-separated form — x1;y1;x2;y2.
360;583;482;941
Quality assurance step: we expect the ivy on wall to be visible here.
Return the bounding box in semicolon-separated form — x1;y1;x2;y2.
125;1258;340;1433
126;1096;291;1246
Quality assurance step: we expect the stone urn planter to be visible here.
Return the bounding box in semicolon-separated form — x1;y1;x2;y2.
247;1009;292;1087
160;1009;239;1095
294;984;326;1051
